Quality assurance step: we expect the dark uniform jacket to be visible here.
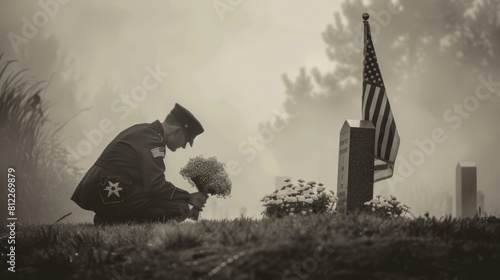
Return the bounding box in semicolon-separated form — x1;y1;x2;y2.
71;120;190;220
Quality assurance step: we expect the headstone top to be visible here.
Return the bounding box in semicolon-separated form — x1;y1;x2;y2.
458;162;476;168
344;119;375;129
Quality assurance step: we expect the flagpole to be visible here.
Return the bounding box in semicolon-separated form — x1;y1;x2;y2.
362;13;370;119
362;13;369;57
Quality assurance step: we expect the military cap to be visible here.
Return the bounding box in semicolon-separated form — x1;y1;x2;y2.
170;103;204;146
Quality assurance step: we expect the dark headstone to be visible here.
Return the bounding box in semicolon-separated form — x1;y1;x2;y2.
336;120;375;214
456;162;477;217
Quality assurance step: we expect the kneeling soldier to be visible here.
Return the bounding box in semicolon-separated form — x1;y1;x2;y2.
71;103;208;225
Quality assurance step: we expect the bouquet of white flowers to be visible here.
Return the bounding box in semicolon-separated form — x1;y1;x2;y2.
179;155;232;198
261;179;337;218
179;156;232;220
364;194;411;218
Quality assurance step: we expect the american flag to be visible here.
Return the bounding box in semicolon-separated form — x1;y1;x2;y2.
362;19;400;182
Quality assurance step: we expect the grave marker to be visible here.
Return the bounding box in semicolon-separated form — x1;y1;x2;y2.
336;120;375;213
456;162;477;217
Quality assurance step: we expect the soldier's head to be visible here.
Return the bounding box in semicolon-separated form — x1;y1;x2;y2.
162;103;204;151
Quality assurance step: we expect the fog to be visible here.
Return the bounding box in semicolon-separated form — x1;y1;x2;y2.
1;0;499;222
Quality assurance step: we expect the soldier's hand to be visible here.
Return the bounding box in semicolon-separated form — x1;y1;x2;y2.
188;192;208;210
188;207;201;221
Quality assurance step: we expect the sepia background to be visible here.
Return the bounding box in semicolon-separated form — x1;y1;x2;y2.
1;0;499;223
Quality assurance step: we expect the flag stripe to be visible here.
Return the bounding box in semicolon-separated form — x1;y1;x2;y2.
362;84;371;117
368;86;380;121
381;112;393;158
370;87;384;134
385;120;397;160
389;128;400;161
376;96;390;156
363;84;375;120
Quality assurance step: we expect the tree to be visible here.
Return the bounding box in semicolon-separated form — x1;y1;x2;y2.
259;0;500;214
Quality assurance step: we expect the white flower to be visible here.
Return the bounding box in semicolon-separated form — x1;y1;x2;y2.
285;197;297;203
275;199;283;204
329;197;337;203
305;198;313;204
297;196;306;202
317;186;325;192
301;211;307;215
310;195;318;200
306;181;316;186
290;208;295;211
308;209;313;213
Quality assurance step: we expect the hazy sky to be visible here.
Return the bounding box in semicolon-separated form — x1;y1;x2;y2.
1;0;498;221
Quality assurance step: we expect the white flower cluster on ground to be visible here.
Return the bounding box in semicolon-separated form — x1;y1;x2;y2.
261;179;337;218
364;194;411;218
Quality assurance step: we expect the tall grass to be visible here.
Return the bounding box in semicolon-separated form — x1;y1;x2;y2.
0;54;83;223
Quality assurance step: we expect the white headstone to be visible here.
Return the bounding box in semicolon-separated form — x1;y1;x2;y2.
456;162;477;217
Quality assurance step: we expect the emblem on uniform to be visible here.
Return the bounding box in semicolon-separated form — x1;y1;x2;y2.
99;179;124;204
151;147;166;158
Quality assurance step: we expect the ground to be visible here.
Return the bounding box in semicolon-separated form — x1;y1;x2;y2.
1;213;500;280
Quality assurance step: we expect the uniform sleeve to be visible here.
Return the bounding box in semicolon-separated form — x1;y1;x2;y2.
136;127;190;201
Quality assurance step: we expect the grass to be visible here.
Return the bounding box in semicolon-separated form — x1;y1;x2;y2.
1;213;499;280
0;54;84;223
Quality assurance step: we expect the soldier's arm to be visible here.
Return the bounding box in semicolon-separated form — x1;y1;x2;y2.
137;127;173;195
138;127;190;200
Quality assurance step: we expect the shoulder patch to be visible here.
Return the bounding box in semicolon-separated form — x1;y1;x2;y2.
151;147;166;158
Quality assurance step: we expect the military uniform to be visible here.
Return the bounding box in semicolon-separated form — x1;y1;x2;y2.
71;104;205;225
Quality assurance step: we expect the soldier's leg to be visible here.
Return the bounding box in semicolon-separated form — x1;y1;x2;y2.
132;187;192;222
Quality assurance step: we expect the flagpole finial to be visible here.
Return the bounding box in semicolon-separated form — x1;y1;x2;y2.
362;13;369;21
